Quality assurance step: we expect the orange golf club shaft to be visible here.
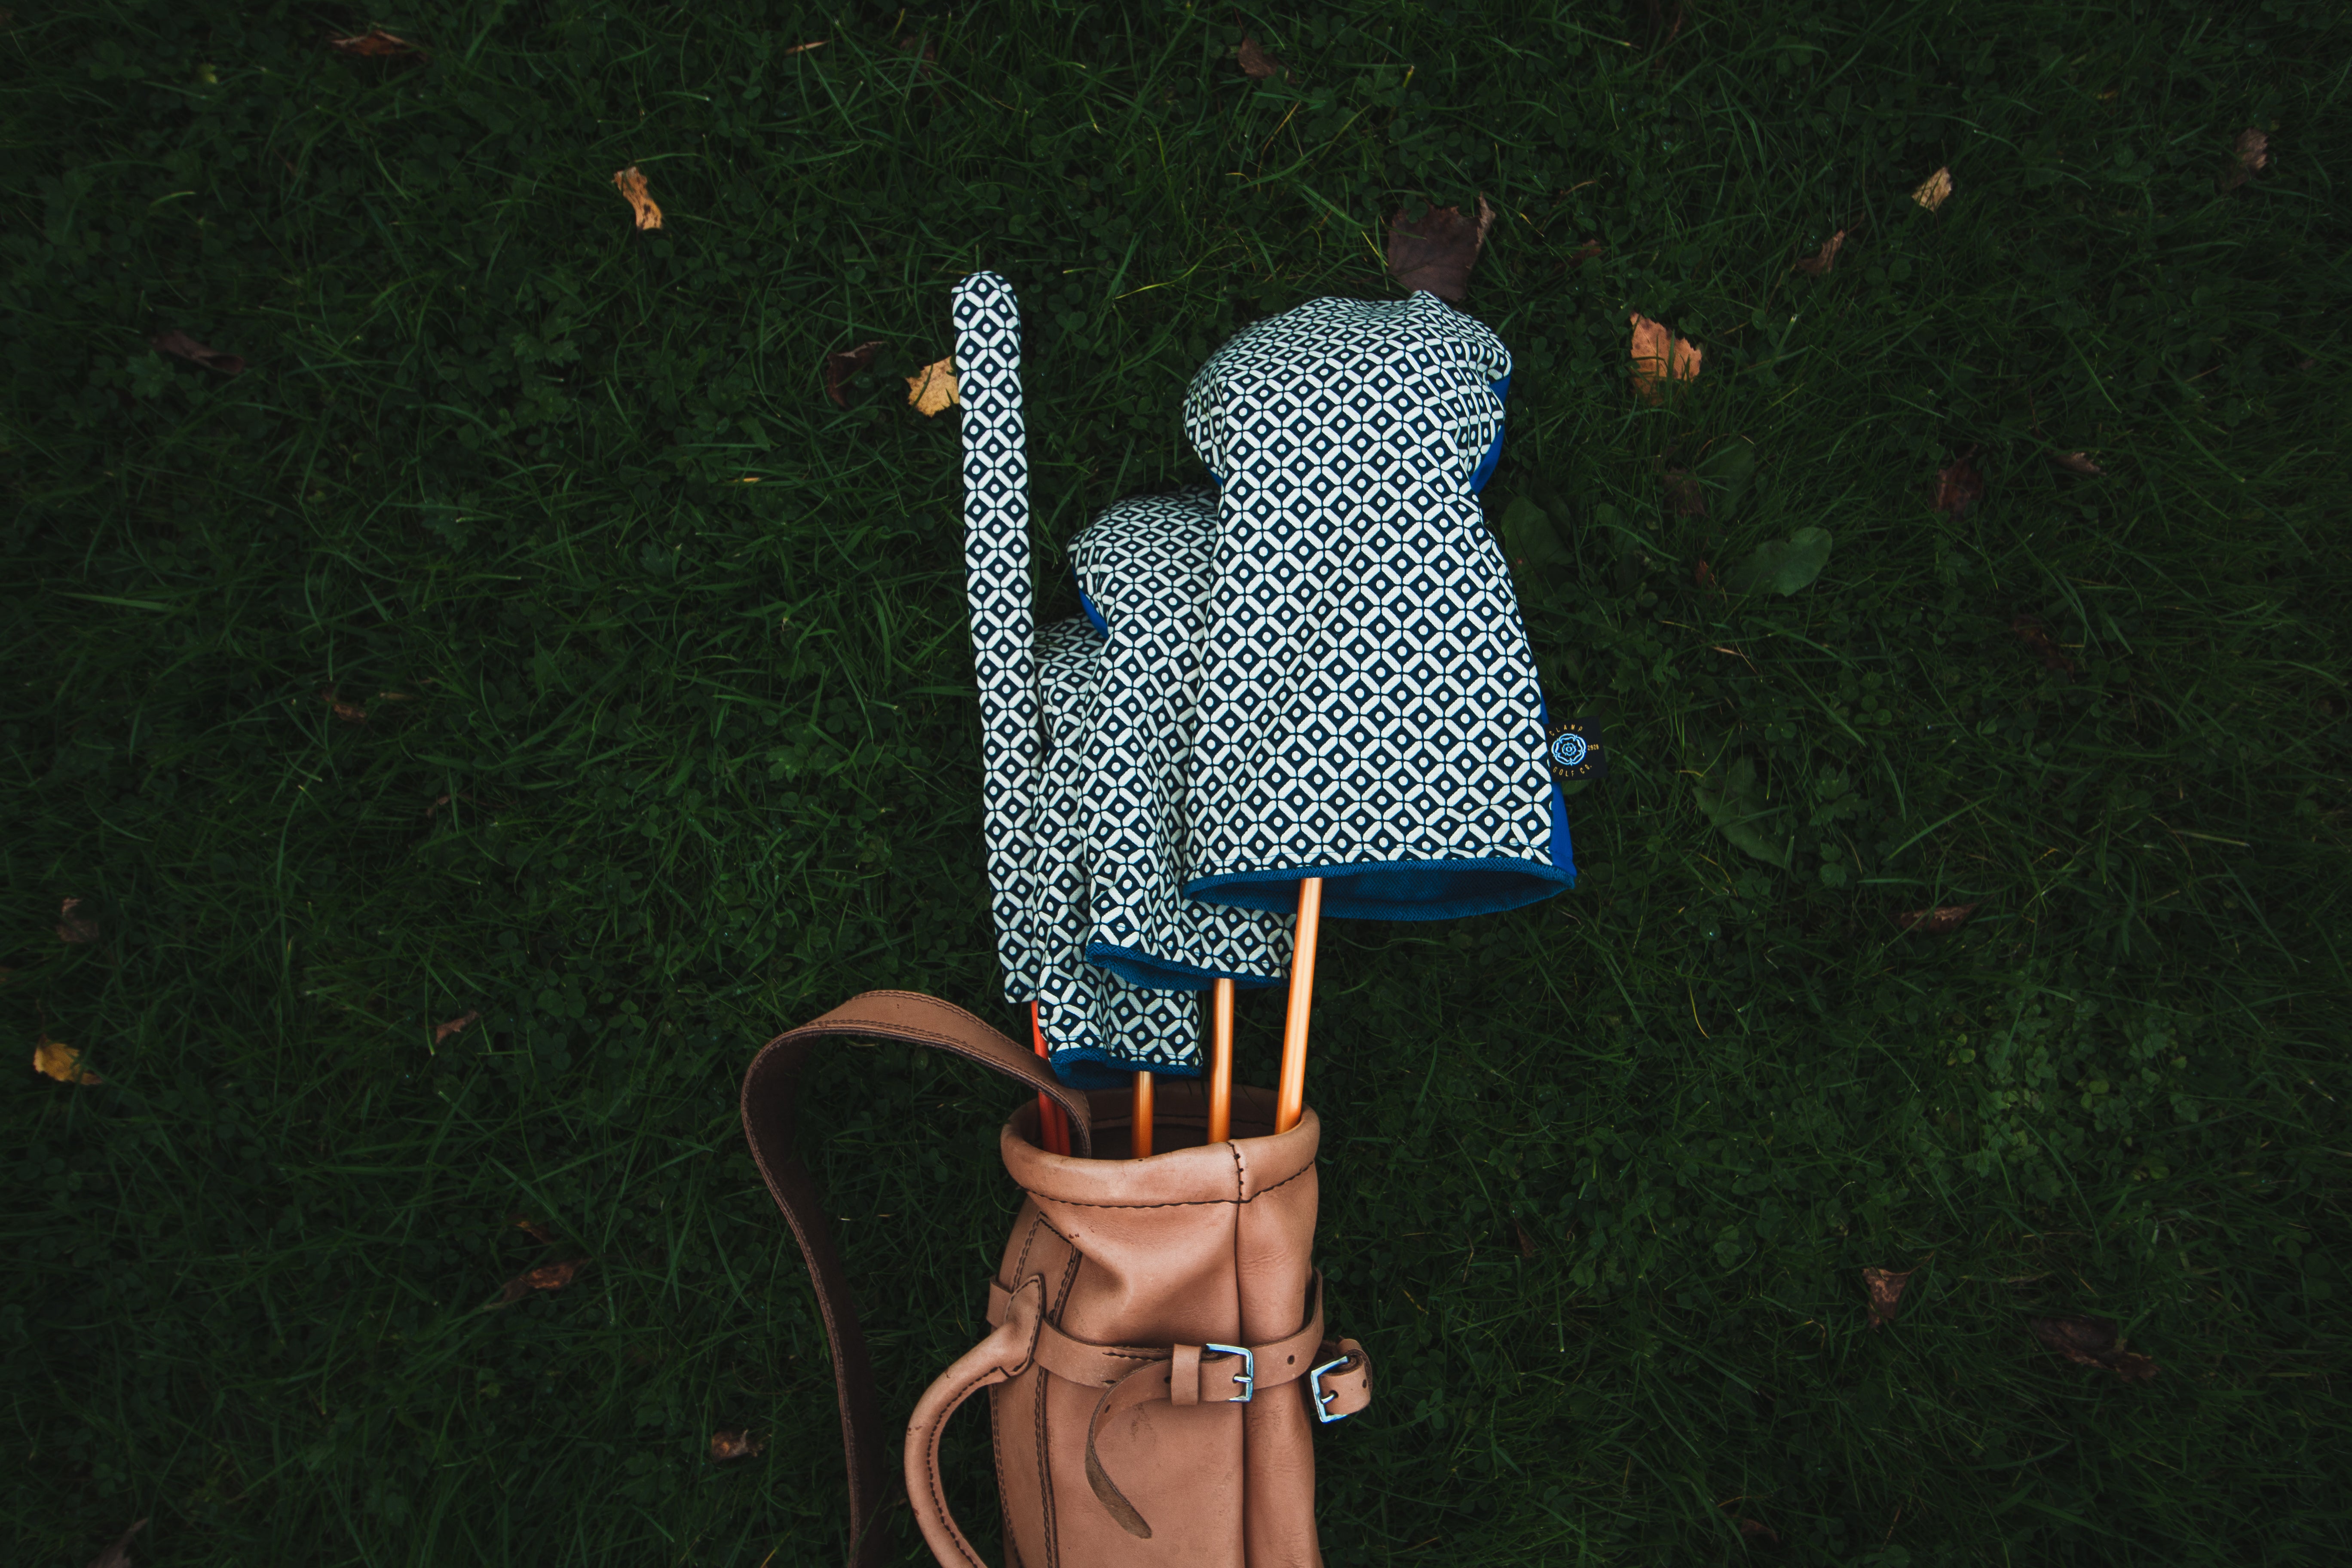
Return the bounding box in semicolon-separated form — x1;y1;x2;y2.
1131;1068;1155;1158
1029;1003;1069;1157
1206;978;1235;1143
1274;877;1323;1133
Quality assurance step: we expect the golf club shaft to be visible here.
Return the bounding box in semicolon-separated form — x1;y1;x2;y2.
1275;877;1323;1133
1206;978;1235;1143
1131;1068;1155;1158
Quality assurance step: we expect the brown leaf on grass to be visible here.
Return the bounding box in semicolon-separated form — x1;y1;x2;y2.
1628;313;1702;402
1565;238;1605;268
1513;1219;1540;1259
612;165;663;231
318;686;367;724
149;330;246;375
710;1429;765;1461
2029;1315;2157;1382
328;27;422;58
1894;903;1979;935
1694;559;1719;591
1386;198;1494;303
1235;35;1286;80
512;1215;557;1245
1794;228;1848;276
433;1011;480;1045
1911;166;1954;211
86;1519;148;1568
497;1256;586;1305
1665;470;1706;518
1863;1267;1914;1326
1738;1519;1779;1544
825;340;885;407
1932;450;1984;516
2010;615;2079;679
35;1037;104;1085
906;357;958;416
2222;129;2268;192
2052;451;2104;476
58;897;100;944
782;39;827;55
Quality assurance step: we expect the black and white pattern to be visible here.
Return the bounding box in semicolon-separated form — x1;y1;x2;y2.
1179;293;1568;916
954;275;1573;1078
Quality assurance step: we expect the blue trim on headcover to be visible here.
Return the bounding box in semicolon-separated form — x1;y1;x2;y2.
1468;374;1510;493
1086;941;1287;992
1185;853;1573;921
1077;584;1109;637
1049;1047;1201;1089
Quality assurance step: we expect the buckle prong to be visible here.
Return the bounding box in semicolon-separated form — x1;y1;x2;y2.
1309;1352;1354;1424
1203;1343;1254;1403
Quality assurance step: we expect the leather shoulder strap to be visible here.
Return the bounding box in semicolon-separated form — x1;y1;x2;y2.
739;990;1094;1568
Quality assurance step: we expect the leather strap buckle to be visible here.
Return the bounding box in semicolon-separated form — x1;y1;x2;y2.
1309;1350;1357;1423
1202;1343;1255;1403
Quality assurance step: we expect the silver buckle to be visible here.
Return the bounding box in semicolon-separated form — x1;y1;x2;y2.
1309;1352;1354;1424
1203;1343;1254;1403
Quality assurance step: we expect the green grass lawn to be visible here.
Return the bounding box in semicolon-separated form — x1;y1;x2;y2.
6;2;2349;1563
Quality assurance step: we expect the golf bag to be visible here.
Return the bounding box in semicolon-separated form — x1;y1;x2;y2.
741;992;1369;1568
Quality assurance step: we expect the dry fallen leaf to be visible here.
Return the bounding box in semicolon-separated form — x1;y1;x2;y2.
825;340;885;407
2052;451;2104;476
1513;1219;1540;1259
782;39;827;55
710;1429;765;1461
1664;470;1706;518
906;357;958;416
433;1011;480;1045
513;1215;557;1245
1386;198;1494;302
2009;615;2079;679
1738;1519;1779;1544
2223;129;2268;192
1894;903;1979;935
1628;313;1702;403
150;331;246;375
2030;1315;2157;1382
1236;35;1285;80
498;1257;586;1305
58;897;100;944
1863;1267;1914;1327
319;686;367;723
1794;228;1847;276
1911;166;1954;212
1694;559;1719;592
1565;238;1605;268
1932;450;1984;516
328;27;422;58
86;1519;147;1568
612;165;663;232
35;1037;104;1085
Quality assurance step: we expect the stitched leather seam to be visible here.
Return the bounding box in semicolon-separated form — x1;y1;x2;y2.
1026;1159;1312;1209
1034;1348;1057;1568
925;1366;1001;1568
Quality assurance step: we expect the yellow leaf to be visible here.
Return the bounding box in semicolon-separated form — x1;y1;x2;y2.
34;1036;101;1085
906;357;959;416
1911;166;1953;212
1628;313;1701;403
612;165;663;231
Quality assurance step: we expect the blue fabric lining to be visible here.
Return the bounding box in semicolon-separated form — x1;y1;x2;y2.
1047;1047;1200;1088
1076;584;1109;637
1086;941;1287;992
1468;374;1510;493
1185;850;1573;921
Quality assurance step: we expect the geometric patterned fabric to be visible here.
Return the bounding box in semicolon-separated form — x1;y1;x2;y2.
952;273;1572;1085
1180;293;1572;918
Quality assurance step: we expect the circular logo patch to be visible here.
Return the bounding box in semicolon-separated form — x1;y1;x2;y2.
1549;732;1588;769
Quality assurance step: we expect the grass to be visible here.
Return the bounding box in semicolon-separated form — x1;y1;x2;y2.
4;1;2348;1563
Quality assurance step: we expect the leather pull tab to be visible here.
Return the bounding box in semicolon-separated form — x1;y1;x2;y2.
1170;1343;1204;1407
